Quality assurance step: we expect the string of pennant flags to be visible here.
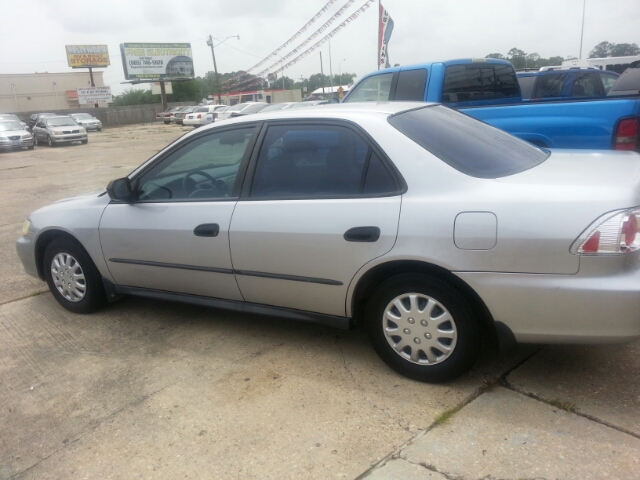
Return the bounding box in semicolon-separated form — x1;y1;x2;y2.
225;0;376;92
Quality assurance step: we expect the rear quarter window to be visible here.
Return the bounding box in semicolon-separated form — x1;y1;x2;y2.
388;106;549;179
442;64;519;103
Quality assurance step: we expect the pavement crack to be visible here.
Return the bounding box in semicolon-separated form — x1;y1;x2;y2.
502;378;640;440
0;290;48;307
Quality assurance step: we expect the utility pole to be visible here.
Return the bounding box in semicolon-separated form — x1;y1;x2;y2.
328;40;334;99
207;35;222;104
11;84;19;112
320;52;326;99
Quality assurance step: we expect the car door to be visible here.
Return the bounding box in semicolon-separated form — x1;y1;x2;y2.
229;121;404;317
99;125;259;300
33;121;46;142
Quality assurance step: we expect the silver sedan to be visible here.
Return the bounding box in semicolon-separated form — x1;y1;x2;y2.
15;102;640;382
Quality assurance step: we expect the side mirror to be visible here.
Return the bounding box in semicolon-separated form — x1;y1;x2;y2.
106;177;133;203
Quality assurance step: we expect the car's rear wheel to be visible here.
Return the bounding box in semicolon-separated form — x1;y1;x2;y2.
365;273;481;383
44;238;106;314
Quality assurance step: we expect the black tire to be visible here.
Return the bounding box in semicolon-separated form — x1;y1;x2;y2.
164;121;170;125
97;127;102;132
34;135;39;146
365;273;481;383
47;135;56;147
81;139;88;145
28;145;34;150
43;238;107;314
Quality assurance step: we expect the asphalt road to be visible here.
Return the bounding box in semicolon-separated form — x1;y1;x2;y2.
1;123;638;479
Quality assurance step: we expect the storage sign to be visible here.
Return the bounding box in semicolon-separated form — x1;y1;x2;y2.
77;86;112;105
66;45;110;68
119;43;194;80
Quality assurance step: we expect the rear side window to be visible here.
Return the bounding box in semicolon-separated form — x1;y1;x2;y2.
344;73;393;103
388;106;549;178
533;73;567;98
442;64;519;103
394;69;428;101
610;68;640;92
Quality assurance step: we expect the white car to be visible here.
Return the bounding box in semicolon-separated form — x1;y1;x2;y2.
184;105;227;128
216;102;268;121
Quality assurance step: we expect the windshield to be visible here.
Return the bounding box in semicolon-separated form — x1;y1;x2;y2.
72;114;93;120
0;115;20;122
388;105;549;178
194;107;209;112
46;118;78;127
0;121;23;131
260;103;288;112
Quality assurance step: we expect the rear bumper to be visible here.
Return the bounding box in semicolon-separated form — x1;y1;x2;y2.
456;260;640;344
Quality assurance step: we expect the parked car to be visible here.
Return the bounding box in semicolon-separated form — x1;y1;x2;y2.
0;120;34;151
29;113;57;129
607;61;640;97
156;107;183;124
216;102;268;121
16;103;640;383
69;113;102;131
173;106;197;125
32;116;87;147
204;106;229;124
183;105;227;128
516;68;619;100
259;102;299;112
0;113;30;131
343;58;640;151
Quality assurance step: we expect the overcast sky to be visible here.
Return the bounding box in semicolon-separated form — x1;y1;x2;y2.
2;0;639;95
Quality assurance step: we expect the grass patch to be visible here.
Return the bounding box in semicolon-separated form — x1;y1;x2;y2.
549;398;576;412
432;408;458;426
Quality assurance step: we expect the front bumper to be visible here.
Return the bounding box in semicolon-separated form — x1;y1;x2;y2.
457;256;640;344
80;123;101;131
50;133;88;144
16;234;39;279
0;137;33;149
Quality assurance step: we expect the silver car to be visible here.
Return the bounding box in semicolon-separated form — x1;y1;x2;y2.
0;120;34;150
15;103;640;382
33;116;88;147
69;113;102;131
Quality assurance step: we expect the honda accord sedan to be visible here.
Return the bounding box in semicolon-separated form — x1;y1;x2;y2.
16;102;640;382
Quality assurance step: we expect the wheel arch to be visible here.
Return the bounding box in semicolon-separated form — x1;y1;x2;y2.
35;229;88;280
350;260;496;338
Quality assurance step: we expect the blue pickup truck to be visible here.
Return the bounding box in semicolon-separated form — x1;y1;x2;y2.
342;59;640;151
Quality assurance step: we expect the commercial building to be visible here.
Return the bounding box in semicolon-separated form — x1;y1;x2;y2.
0;71;105;114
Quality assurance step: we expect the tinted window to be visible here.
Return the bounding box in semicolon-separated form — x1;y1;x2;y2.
394;69;427;101
571;72;602;97
517;76;536;99
533;73;567;98
610;68;640;92
442;64;519;103
136;127;255;201
363;152;397;194
344;73;393;103
388;106;549;178
251;124;396;197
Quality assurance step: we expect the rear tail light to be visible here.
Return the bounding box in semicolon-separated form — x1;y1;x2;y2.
571;207;640;254
613;118;639;151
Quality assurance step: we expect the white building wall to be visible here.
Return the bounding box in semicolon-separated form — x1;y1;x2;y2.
0;71;105;113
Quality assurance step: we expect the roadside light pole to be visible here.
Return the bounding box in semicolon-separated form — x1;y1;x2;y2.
579;0;586;59
11;84;19;112
207;35;239;105
52;82;60;109
338;59;346;83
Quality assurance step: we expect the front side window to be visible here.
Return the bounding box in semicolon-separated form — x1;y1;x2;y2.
250;124;398;198
135;127;256;202
343;73;394;103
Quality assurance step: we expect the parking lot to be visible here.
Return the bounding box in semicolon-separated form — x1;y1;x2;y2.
1;123;639;479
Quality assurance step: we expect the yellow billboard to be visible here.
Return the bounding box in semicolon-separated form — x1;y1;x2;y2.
65;45;110;68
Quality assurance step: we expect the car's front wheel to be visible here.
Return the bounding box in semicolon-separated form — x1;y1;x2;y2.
43;238;106;314
365;273;481;383
47;135;55;147
81;139;88;144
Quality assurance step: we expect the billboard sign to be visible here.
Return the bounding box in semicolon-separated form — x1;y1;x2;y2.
119;43;194;81
66;45;110;68
77;86;112;105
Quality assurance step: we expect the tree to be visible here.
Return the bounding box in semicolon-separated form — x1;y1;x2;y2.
168;79;202;102
506;48;527;69
589;41;640;58
111;88;158;106
485;53;505;59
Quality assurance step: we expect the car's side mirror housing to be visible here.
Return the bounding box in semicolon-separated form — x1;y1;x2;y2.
106;177;133;203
